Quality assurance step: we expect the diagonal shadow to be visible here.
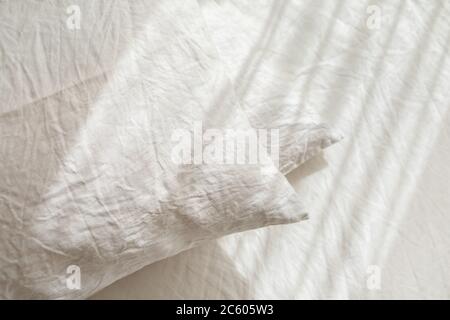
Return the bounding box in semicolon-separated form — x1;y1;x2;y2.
313;1;447;298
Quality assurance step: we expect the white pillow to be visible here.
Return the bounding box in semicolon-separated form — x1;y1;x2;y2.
0;0;307;299
199;0;342;174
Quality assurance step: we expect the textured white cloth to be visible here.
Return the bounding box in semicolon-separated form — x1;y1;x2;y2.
0;0;307;299
95;0;450;299
199;0;341;173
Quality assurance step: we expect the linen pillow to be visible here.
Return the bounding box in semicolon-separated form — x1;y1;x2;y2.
0;0;307;299
199;0;342;174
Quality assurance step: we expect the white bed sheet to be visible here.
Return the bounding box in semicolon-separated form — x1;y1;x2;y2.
93;0;450;299
0;0;313;299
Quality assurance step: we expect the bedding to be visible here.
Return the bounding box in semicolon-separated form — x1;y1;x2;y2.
94;0;450;299
0;0;308;299
199;0;342;174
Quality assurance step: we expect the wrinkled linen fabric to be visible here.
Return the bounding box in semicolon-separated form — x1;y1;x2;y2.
199;0;341;174
94;0;450;300
0;0;308;299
